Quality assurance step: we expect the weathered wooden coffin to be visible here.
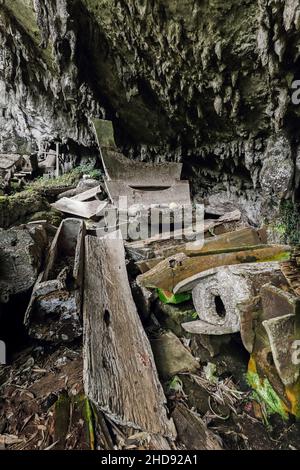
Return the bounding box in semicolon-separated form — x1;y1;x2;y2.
24;218;85;343
125;211;243;262
105;179;191;208
137;244;290;292
185;226;267;256
261;284;300;386
134;226;265;272
92;118;182;186
83;234;176;438
181;262;284;335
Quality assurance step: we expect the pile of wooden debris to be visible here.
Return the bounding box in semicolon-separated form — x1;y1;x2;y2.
0;121;299;450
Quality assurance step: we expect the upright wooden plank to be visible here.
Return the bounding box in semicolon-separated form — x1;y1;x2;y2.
83;235;176;438
92;118;182;185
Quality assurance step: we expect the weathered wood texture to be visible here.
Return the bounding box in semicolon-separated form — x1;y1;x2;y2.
92;119;182;185
24;219;85;343
263;314;299;387
135;227;266;272
172;404;222;450
52;198;106;219
83;235;176;438
281;248;300;296
181;262;284;336
185;227;266;256
260;284;300;386
125;214;244;262
105;180;191;208
138;245;290;292
71;186;101;202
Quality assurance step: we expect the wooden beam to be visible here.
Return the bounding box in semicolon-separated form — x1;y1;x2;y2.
125;211;243;262
71;186;101;202
172;404;222;450
185;227;267;256
137;245;290;292
52;198;107;219
83;234;176;438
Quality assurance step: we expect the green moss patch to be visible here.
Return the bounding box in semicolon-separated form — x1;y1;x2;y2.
247;368;289;420
157;288;192;305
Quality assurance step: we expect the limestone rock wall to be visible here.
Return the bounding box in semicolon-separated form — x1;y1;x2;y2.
1;0;300;222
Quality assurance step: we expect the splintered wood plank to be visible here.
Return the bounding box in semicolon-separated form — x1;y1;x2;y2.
281;247;300;296
83;235;176;438
137;245;291;292
263;314;299;387
185;227;266;256
172;404;222;450
71;186;101;202
125;211;242;262
105;180;191;208
52;198;107;219
135;226;266;272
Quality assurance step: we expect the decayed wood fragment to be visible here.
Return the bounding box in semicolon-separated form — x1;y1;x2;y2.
135;226;267;273
185;227;267;256
125;211;243;262
71;186;101;202
250;322;291;410
259;284;300;386
83;234;176;438
238;296;261;353
181;262;284;335
172;404;222;450
52;197;107;219
263;314;299;387
281;247;300;296
138;245;290;292
24;218;85;343
260;284;300;321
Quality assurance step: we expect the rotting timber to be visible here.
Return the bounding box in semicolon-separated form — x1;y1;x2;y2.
0;119;299;451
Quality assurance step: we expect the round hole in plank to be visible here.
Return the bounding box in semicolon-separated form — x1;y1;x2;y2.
267;352;274;366
214;295;226;318
104;309;111;327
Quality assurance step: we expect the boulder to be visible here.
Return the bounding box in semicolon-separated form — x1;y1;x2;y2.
0;224;48;303
151;331;199;379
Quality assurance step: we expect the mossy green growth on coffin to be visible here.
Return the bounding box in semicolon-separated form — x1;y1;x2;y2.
247;357;289;420
157;288;192;305
54;393;95;450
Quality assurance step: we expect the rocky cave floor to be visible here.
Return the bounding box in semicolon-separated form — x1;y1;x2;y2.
0;169;300;451
1;321;300;450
